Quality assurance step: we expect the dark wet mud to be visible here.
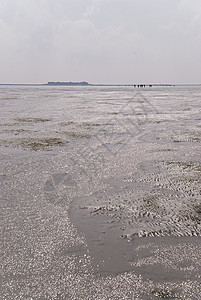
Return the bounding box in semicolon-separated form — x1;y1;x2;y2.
69;159;201;275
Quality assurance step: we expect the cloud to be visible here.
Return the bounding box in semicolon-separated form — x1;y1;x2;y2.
83;0;103;18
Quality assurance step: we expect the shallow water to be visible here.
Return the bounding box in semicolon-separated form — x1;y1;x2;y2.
0;85;201;299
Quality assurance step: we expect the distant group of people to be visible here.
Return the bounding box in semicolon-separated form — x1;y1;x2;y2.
134;84;152;88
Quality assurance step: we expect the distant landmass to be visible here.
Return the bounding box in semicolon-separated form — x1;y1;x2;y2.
47;81;89;86
46;82;177;87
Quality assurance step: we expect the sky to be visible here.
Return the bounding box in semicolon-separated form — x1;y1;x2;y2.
0;0;201;84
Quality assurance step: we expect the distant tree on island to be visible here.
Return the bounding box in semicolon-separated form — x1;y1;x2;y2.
47;81;89;86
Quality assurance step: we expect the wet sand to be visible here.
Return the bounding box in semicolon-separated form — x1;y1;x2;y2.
0;85;201;299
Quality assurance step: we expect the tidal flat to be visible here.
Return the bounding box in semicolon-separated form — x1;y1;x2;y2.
0;85;200;299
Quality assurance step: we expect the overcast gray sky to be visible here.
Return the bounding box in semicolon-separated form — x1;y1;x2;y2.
0;0;201;84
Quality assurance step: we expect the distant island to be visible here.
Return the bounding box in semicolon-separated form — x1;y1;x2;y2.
47;81;89;86
46;82;176;87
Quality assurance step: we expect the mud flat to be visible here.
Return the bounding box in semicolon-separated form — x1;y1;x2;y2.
1;85;201;299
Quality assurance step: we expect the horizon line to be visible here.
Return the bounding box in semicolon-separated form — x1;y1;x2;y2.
0;82;201;87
